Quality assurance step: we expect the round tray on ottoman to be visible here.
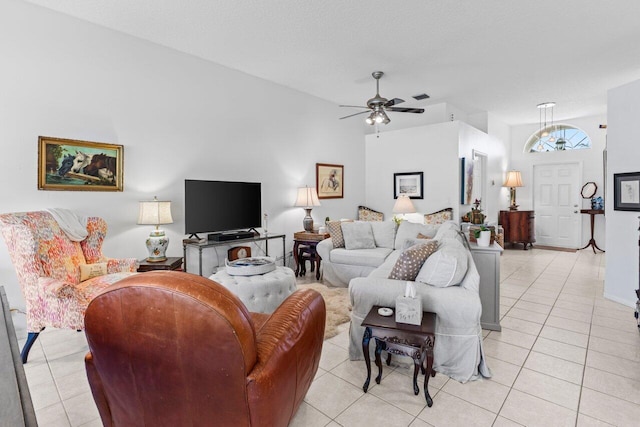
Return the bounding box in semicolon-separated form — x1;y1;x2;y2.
225;257;276;276
209;266;297;314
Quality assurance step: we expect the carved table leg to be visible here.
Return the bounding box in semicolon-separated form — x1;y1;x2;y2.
386;352;392;366
412;356;421;395
374;339;384;385
293;241;301;277
423;337;435;407
362;327;372;392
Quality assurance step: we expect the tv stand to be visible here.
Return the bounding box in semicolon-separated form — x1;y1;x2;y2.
183;233;286;276
188;233;202;240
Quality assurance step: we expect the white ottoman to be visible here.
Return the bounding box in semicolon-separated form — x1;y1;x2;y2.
209;266;297;314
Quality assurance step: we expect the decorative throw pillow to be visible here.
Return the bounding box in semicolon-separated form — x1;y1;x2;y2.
370;221;396;249
388;241;439;281
416;238;469;287
79;262;108;281
424;208;454;225
394;221;438;249
402;237;436;251
358;206;384;222
342;221;376;250
327;220;353;248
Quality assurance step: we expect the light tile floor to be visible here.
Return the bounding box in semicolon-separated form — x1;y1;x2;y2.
13;248;640;426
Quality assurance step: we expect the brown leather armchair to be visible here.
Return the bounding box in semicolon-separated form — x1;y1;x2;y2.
84;271;326;426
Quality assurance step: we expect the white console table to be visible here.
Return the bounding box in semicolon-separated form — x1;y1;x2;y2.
468;241;503;331
183;233;286;276
1;286;37;426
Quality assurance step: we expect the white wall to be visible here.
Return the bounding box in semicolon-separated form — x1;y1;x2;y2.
509;114;608;247
458;122;509;225
0;0;365;308
364;121;508;224
365;122;460;219
605;79;640;307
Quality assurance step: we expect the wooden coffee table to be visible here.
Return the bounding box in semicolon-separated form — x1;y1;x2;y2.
362;305;436;407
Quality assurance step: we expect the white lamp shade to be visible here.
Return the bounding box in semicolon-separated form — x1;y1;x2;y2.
138;198;173;225
503;171;523;188
294;187;321;208
392;194;416;214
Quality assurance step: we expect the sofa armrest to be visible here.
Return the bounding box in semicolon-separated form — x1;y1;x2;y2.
106;258;138;274
316;237;333;262
246;289;325;425
38;277;74;298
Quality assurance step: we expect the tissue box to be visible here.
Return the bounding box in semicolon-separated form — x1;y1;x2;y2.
395;296;423;325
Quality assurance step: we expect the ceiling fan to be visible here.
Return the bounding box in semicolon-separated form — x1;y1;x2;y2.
339;71;425;125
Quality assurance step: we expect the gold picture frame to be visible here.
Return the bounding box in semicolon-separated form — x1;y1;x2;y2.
316;163;344;199
38;136;124;191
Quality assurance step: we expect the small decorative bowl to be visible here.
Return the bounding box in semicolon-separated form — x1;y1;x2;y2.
378;307;393;317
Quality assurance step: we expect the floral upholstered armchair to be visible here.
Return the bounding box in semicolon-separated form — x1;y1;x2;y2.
0;211;137;362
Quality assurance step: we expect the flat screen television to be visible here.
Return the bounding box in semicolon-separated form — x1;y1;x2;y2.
185;179;261;236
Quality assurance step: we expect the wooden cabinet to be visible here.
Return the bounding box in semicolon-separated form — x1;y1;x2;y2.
499;210;535;250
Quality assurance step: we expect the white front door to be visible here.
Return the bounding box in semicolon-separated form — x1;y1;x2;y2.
533;163;581;248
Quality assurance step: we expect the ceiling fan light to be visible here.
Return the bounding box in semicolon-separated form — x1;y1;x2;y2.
375;113;384;124
365;115;374;125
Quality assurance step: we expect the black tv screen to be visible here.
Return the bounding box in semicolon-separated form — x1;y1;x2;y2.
185;180;261;235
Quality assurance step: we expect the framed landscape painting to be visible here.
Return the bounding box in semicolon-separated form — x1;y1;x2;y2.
316;163;344;199
393;172;423;199
38;136;124;191
614;172;640;211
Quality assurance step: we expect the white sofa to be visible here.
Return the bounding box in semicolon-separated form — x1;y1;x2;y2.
316;220;491;383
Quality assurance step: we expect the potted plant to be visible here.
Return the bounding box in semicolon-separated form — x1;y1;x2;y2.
474;225;491;247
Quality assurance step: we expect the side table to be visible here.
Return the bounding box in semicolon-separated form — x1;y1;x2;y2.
579;209;605;253
361;306;436;407
137;257;183;272
293;231;329;280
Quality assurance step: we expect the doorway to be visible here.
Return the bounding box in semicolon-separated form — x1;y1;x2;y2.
533;162;582;249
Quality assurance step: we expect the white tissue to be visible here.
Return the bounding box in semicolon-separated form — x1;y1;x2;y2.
404;281;416;299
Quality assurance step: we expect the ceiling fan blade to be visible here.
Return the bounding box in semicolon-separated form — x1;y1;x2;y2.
339;110;370;120
386;107;425;114
384;98;405;107
339;104;369;109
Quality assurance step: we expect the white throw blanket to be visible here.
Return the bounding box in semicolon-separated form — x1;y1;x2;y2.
46;208;88;242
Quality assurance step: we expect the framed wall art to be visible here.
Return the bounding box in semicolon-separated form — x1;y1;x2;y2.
614;172;640;211
393;172;423;199
316;163;344;199
460;157;474;205
38;136;124;191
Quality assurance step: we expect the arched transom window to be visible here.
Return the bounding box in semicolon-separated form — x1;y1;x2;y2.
524;124;592;153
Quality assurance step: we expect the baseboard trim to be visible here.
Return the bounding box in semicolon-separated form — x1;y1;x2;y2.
533;245;577;253
603;292;636;308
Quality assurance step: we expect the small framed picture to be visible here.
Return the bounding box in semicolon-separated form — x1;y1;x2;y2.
38;136;124;191
614;172;640;211
393;172;424;199
316;163;344;199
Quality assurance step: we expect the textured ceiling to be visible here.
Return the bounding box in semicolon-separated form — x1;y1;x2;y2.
23;0;640;126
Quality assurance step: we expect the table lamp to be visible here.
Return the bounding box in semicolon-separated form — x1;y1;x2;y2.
503;170;524;211
392;194;416;223
138;196;173;262
294;186;321;232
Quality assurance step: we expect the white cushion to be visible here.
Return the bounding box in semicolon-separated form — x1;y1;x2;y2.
434;221;462;243
394;221;438;249
342;221;376;250
209;266;297;313
415;238;469;287
370;221;396;249
330;247;393;267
